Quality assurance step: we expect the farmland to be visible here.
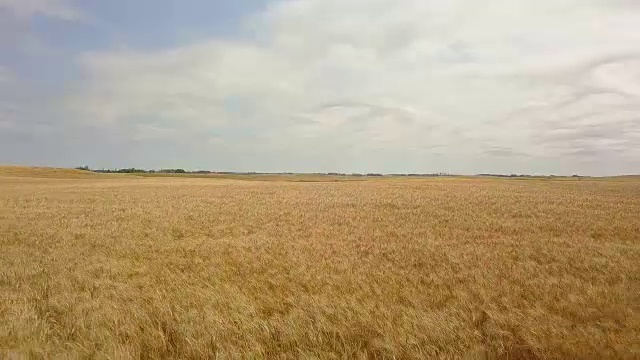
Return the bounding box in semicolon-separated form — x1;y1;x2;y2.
1;166;639;359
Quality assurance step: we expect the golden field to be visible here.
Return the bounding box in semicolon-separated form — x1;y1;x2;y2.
1;166;639;359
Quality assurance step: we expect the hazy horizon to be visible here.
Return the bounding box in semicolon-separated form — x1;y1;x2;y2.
1;0;639;176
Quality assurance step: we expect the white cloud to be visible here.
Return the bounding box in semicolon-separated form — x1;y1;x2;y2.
66;0;640;174
0;0;82;20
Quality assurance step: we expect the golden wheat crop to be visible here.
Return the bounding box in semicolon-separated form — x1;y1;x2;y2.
1;167;639;359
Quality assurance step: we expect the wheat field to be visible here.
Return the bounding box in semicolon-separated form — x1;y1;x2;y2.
1;167;639;359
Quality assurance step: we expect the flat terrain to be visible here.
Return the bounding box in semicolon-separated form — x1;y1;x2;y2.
1;167;639;359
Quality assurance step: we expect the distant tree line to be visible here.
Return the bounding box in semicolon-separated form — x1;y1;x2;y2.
75;166;456;177
478;173;587;179
478;173;537;178
78;166;187;174
75;166;581;178
390;173;451;177
95;168;147;174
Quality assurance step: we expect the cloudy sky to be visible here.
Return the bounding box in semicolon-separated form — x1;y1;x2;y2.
1;0;639;175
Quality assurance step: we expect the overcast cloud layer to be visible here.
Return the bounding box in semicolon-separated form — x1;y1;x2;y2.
1;0;639;175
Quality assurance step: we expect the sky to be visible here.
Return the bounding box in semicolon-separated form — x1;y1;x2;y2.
0;0;639;175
